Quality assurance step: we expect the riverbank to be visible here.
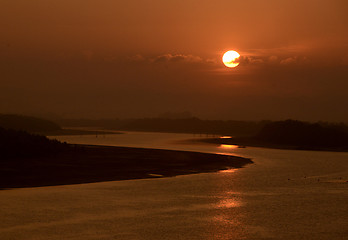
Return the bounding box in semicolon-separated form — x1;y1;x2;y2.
190;137;348;152
38;128;121;136
0;144;252;189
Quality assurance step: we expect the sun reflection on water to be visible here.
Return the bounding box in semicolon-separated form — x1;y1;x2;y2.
219;144;238;149
219;168;238;173
210;191;244;239
215;197;242;208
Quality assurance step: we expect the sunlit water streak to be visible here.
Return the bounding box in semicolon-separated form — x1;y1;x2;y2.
1;131;348;240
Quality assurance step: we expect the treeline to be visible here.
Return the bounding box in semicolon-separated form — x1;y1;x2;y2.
0;127;69;159
200;119;348;151
59;118;267;136
0;114;61;133
255;119;348;149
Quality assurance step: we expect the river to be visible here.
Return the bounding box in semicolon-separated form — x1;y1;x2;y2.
1;131;348;239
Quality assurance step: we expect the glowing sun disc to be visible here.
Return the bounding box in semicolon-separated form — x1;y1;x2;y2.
222;50;240;68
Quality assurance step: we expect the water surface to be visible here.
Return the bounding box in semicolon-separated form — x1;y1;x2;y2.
1;131;348;239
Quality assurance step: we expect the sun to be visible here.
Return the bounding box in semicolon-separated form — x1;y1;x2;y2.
222;50;240;68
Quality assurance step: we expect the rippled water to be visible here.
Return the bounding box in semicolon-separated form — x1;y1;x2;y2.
1;131;348;239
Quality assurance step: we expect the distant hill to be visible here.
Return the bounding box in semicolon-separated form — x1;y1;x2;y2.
0;114;61;132
0;127;68;159
58;117;267;136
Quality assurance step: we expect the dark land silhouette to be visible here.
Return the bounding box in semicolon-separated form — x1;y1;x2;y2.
2;114;348;152
2;114;348;189
199;119;348;152
0;127;69;159
59;117;267;136
0;124;251;189
0;114;61;132
59;117;348;151
0;114;117;136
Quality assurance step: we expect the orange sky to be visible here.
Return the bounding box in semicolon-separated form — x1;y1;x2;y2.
1;0;348;121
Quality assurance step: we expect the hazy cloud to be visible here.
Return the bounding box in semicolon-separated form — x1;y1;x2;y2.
127;54;146;62
238;55;265;65
238;54;312;67
280;57;296;65
268;55;278;63
128;53;207;64
152;54;203;63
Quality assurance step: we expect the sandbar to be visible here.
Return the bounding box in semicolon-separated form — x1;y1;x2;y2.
0;145;252;189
